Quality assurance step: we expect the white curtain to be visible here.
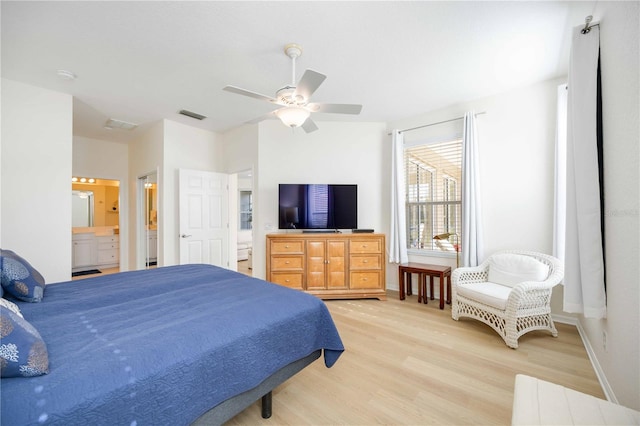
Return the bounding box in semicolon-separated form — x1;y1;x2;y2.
461;112;483;267
564;24;606;318
389;130;408;264
553;83;568;264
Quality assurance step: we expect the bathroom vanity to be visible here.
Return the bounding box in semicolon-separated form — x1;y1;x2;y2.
72;227;119;272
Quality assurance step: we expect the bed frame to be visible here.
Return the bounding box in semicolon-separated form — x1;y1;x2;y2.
194;350;321;424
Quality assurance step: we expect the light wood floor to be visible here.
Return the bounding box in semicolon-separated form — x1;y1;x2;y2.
224;292;604;425
71;267;120;281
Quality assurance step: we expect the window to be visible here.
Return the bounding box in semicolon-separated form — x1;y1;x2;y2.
239;190;252;230
405;139;462;253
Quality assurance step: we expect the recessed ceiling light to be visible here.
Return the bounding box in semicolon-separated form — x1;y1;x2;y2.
57;69;77;81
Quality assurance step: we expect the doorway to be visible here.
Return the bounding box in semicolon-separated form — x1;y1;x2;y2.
236;170;253;276
137;173;158;270
71;178;121;278
178;169;229;267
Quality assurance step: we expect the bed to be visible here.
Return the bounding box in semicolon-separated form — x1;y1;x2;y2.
1;263;344;425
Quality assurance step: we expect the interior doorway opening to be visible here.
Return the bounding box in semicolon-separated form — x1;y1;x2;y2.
236;169;253;277
71;178;121;279
138;172;158;270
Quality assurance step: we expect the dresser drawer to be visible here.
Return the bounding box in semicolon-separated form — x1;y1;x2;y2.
350;271;382;289
350;239;382;254
350;255;381;270
271;256;304;271
98;242;119;250
97;250;119;264
270;273;304;289
270;240;304;254
97;236;119;244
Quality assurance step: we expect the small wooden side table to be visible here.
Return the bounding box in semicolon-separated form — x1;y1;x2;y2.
398;263;452;309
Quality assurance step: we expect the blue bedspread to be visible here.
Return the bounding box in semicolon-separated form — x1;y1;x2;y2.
1;264;344;425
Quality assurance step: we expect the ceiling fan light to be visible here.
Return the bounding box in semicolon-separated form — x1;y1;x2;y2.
276;107;310;128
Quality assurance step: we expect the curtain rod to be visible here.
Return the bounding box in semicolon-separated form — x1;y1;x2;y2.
581;15;600;34
389;111;486;135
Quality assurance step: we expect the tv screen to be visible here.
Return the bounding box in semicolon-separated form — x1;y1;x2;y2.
278;184;357;230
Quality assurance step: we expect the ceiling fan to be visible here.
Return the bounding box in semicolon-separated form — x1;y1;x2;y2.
223;43;362;133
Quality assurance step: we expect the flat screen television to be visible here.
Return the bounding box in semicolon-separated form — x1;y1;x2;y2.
278;184;357;230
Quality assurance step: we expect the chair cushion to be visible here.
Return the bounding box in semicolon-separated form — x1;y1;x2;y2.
457;282;512;310
488;253;549;288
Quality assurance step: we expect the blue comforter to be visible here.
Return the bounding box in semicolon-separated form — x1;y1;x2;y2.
1;264;344;425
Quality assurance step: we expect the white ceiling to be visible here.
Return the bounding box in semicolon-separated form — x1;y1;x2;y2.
1;1;596;143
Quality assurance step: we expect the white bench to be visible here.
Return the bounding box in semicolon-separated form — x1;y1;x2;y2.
512;374;639;425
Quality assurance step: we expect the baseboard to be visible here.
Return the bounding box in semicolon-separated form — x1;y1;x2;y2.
552;313;578;326
553;313;617;404
576;320;618;404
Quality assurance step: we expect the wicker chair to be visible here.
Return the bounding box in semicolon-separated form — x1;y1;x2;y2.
451;250;564;349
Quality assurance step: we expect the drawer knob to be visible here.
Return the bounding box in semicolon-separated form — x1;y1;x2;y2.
285;279;290;283
285;261;290;264
285;245;289;248
363;260;368;263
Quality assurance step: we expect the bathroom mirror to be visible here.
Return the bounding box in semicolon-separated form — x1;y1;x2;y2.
71;179;120;229
72;190;94;227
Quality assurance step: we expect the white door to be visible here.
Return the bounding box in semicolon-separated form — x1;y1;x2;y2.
179;169;229;267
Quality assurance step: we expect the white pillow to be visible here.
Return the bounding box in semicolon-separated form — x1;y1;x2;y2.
488;254;550;288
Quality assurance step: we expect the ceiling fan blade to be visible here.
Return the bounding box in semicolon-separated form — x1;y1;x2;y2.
302;117;319;133
307;103;363;115
294;70;326;101
223;85;277;103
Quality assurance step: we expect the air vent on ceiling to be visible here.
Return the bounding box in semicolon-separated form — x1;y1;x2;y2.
179;109;207;120
105;118;138;130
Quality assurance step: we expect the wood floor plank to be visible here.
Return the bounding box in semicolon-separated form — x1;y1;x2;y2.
222;291;604;425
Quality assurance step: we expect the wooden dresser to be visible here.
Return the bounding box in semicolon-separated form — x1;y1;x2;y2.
266;233;386;300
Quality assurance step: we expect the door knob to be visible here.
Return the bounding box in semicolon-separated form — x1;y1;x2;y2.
180;234;192;238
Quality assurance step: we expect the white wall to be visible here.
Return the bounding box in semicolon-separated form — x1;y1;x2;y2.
251;120;388;280
222;124;259;175
128;121;164;269
162;119;224;265
387;77;563;298
579;1;639;409
222;125;259;271
1;79;73;283
73;136;129;270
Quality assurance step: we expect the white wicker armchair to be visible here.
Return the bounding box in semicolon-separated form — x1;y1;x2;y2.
451;250;564;349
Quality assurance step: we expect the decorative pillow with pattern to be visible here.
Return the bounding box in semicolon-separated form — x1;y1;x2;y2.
0;305;49;377
0;249;46;302
0;298;23;318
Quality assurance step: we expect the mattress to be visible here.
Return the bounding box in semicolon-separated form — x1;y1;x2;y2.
1;264;344;425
